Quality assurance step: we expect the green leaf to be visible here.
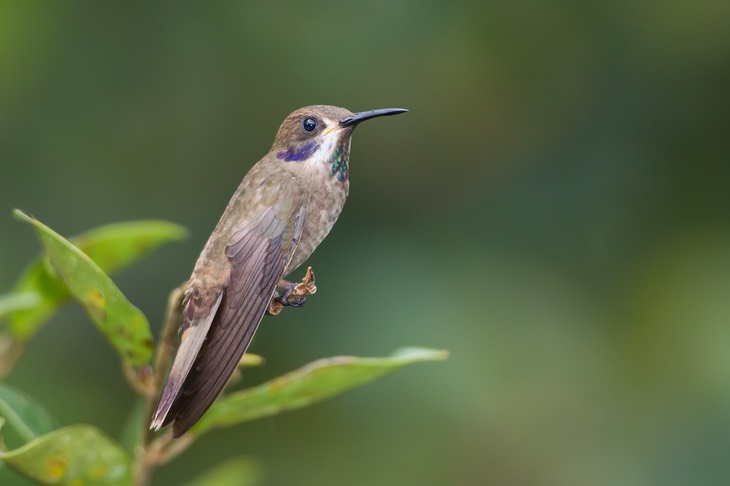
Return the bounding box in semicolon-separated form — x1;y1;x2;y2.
5;263;67;340
184;457;262;486
193;347;448;435
0;293;41;319
5;215;187;341
13;210;154;367
72;220;187;272
0;424;132;486
0;384;57;444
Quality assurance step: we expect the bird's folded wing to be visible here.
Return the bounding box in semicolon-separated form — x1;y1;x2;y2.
152;175;306;436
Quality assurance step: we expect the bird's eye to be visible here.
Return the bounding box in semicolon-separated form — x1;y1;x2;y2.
303;117;317;132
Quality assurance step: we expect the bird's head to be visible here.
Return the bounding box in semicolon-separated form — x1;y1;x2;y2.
271;105;407;182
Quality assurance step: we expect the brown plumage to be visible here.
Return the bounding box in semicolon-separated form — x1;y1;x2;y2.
151;105;407;436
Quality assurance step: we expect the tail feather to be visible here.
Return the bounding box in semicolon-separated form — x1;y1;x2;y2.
150;289;222;431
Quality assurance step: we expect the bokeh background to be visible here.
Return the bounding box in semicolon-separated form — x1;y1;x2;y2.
1;2;729;485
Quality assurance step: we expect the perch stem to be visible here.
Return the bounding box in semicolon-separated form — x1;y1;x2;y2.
132;284;185;486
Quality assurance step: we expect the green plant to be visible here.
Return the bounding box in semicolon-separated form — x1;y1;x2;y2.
0;210;446;485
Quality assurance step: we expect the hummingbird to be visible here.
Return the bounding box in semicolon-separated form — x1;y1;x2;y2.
150;105;408;437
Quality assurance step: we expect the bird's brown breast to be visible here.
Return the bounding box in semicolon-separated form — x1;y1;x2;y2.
285;173;348;274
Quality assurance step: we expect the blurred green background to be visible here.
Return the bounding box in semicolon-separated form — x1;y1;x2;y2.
1;1;729;485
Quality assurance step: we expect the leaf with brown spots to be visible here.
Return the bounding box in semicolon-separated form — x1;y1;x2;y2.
13;210;154;367
0;424;131;486
2;216;186;341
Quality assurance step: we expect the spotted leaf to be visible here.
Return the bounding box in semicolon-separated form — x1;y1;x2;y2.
13;210;154;367
4;215;186;341
0;424;131;486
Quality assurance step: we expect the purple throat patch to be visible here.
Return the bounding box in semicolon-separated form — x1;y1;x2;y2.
277;143;321;162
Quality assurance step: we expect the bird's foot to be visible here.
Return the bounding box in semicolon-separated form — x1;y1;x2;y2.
279;283;307;308
267;267;317;316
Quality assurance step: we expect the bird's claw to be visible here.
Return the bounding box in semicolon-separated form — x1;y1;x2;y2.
280;283;307;307
267;267;317;316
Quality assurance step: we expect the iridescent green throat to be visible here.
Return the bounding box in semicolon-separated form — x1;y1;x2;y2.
330;142;350;182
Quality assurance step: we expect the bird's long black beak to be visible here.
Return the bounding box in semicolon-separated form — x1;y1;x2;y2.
339;108;409;127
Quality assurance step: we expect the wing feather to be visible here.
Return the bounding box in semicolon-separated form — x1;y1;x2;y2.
161;183;306;437
150;289;223;431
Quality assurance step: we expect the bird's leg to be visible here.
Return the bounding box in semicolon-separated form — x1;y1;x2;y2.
267;267;317;316
278;266;317;307
277;280;307;307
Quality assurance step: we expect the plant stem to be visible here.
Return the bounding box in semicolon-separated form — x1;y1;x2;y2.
132;284;185;486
